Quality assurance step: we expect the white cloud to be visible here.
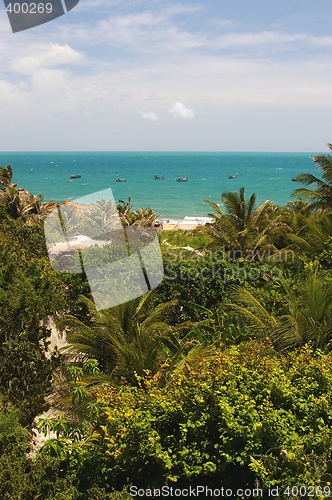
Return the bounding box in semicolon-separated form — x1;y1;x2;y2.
163;4;204;17
138;110;160;121
169;102;194;120
57;10;206;52
0;2;332;151
11;43;82;75
211;31;332;50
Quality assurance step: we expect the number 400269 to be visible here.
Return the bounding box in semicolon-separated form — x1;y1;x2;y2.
5;3;53;14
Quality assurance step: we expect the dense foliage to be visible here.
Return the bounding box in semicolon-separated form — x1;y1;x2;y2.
2;151;332;499
37;343;332;495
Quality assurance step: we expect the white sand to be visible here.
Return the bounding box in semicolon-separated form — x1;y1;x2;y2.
161;216;213;231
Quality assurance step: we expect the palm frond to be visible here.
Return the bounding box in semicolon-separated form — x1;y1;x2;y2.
229;286;278;330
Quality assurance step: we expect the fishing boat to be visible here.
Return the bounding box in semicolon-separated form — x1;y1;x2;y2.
116;178;126;182
176;177;188;182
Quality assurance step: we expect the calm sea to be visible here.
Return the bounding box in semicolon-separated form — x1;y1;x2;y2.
0;151;319;219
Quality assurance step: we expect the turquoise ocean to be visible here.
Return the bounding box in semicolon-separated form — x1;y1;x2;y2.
0;151;320;220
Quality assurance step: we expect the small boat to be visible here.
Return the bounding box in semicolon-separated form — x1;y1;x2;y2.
116;178;126;182
292;177;297;181
67;180;73;183
228;174;238;179
154;175;165;180
176;177;188;182
70;174;81;179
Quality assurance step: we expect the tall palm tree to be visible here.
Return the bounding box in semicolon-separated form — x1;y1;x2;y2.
207;187;256;232
292;143;332;211
229;268;332;350
204;188;287;260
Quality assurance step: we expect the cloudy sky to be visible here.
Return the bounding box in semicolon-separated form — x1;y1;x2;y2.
0;0;331;151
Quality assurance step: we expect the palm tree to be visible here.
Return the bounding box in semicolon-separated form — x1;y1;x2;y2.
87;199;122;234
51;293;218;418
229;268;332;350
0;186;52;224
270;203;332;261
204;188;287;260
120;206;158;227
292;143;332;211
57;290;178;385
206;187;257;232
0;165;53;225
0;164;13;188
294;213;332;256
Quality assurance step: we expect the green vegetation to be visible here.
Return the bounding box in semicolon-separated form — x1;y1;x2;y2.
204;186;287;259
292;143;332;211
0;165;53;224
2;148;332;498
42;343;332;491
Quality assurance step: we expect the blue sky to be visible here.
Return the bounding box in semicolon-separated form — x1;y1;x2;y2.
0;0;331;151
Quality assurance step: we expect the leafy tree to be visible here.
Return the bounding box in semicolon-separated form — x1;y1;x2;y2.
0;398;31;500
0;208;89;424
0;335;56;426
292;143;332;211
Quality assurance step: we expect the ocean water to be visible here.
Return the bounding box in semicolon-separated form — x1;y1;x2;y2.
0;151;320;219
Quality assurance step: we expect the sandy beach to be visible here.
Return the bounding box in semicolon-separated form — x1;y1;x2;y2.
161;216;213;231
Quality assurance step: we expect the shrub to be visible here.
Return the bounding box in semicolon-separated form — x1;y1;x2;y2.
0;401;31;500
46;342;332;495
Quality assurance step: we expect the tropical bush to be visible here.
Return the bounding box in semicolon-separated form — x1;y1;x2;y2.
36;342;332;497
